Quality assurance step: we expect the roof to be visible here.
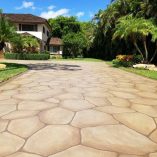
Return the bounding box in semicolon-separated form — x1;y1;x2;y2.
49;37;63;45
3;13;51;31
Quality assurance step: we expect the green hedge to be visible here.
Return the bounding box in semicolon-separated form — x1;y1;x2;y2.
4;53;50;60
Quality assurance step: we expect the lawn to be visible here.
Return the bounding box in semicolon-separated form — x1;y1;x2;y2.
0;63;28;82
106;61;157;80
51;58;104;62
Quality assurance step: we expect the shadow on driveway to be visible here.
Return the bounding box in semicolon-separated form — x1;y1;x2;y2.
27;63;82;71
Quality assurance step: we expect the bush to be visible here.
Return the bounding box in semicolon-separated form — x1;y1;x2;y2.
50;54;62;59
4;53;50;60
112;59;133;67
132;54;143;63
63;32;87;58
116;55;133;62
112;55;142;67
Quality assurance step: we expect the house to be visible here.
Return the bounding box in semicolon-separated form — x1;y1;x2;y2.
4;13;52;52
49;37;63;55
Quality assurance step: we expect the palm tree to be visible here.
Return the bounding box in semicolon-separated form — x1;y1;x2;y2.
22;36;39;53
91;0;157;61
137;0;157;18
0;9;17;51
113;15;157;63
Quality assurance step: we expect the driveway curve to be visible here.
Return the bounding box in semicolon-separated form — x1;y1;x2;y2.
0;60;157;157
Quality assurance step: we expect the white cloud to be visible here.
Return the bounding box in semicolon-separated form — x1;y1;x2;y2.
40;8;69;19
76;12;84;18
89;12;94;18
16;1;35;10
48;5;55;10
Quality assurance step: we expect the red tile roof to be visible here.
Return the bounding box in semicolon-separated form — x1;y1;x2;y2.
49;38;63;45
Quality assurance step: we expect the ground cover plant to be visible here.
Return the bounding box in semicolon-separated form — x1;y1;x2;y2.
0;63;28;82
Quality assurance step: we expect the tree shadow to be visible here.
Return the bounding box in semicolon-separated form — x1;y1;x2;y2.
27;63;82;71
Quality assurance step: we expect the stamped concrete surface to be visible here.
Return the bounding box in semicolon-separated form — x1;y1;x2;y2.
0;60;157;157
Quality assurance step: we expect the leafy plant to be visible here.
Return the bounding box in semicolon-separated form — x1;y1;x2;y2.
21;36;39;53
0;10;18;51
63;32;87;58
11;35;40;53
90;0;157;63
48;16;81;38
113;15;157;63
112;54;143;67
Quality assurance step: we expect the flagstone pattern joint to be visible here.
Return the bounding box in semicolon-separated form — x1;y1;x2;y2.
0;60;157;157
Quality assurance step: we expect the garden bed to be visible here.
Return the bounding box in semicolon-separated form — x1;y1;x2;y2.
0;63;28;83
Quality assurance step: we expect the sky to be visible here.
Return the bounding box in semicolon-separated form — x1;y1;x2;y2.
0;0;111;21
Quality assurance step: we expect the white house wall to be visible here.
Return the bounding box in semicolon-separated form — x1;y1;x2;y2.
17;31;43;40
38;24;50;42
16;24;49;42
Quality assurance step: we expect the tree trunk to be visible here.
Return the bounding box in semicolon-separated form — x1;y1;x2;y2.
143;38;149;63
149;43;157;63
0;42;5;51
133;41;145;62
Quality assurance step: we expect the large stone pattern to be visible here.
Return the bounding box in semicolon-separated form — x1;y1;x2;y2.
0;60;157;157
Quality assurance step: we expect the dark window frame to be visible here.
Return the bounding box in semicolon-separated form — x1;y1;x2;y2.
47;31;49;37
19;24;22;31
43;26;45;34
19;24;38;32
53;45;60;53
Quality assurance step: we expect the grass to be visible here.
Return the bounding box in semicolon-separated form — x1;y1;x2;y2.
106;61;157;80
0;63;28;82
50;58;104;62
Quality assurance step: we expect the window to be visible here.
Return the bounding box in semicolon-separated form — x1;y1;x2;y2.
53;46;60;53
47;31;49;37
19;24;37;31
19;24;22;31
43;26;45;33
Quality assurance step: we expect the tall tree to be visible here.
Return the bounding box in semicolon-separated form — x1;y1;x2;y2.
113;15;157;63
48;16;81;38
80;22;95;50
91;0;157;62
63;32;87;58
0;10;17;51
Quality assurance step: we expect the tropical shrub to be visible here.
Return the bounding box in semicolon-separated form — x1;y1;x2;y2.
112;54;142;67
112;59;133;67
4;53;50;60
11;35;40;53
116;55;133;62
132;55;143;63
113;15;157;63
21;36;39;53
11;34;23;53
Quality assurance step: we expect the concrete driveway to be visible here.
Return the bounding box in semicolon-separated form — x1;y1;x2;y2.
0;60;157;157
